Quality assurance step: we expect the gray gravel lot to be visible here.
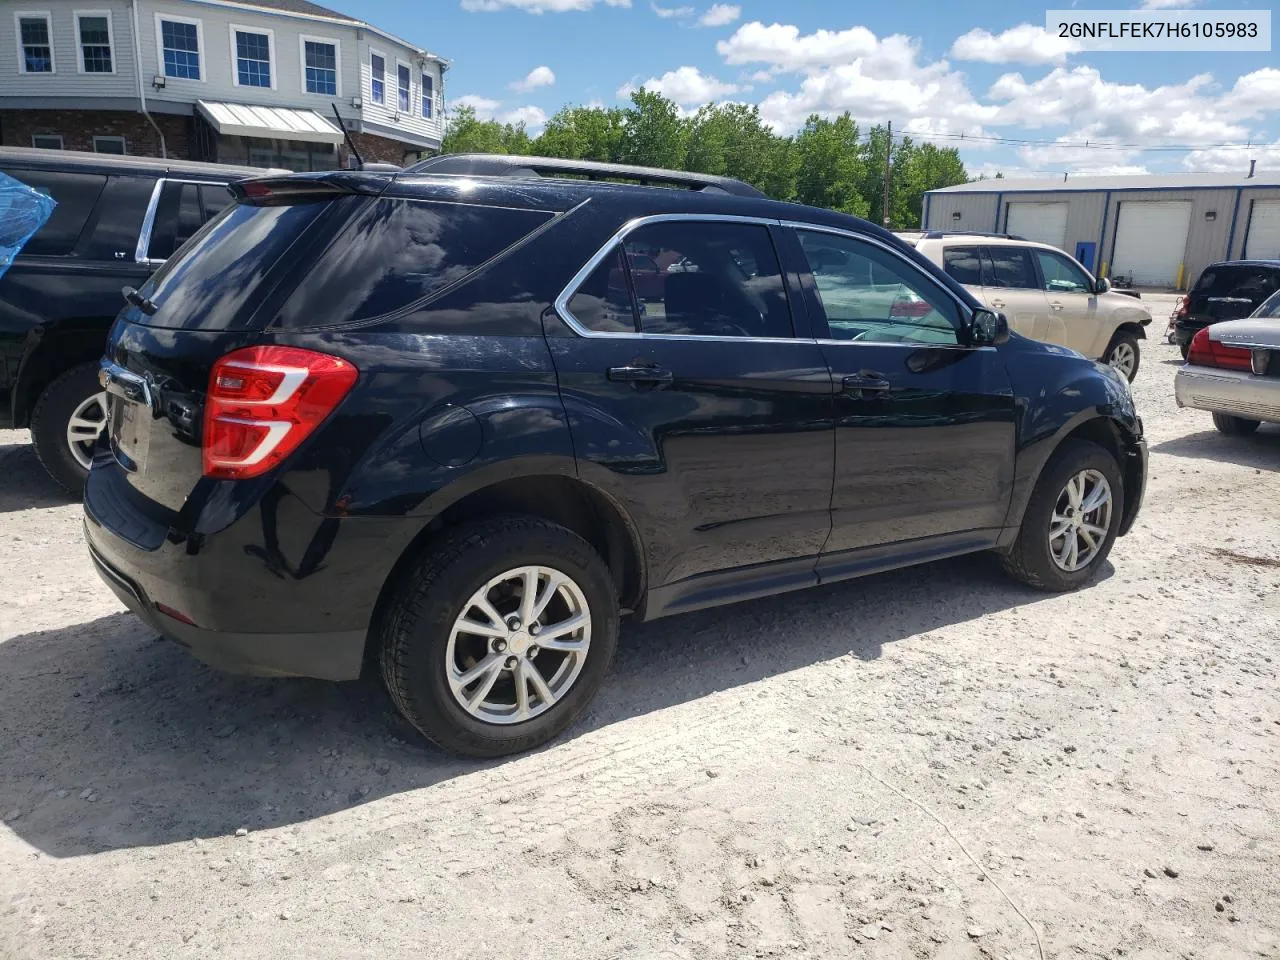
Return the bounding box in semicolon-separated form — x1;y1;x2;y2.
2;311;1278;959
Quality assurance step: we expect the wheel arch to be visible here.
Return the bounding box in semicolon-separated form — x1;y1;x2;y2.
13;318;114;427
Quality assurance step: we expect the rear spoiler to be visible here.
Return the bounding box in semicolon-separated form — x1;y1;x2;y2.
229;171;392;205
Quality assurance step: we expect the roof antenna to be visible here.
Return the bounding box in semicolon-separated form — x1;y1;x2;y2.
332;103;364;170
1063;171;1068;182
1248;158;1256;179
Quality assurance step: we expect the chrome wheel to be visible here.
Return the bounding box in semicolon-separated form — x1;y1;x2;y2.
65;391;107;470
445;565;592;725
1108;341;1137;379
1048;469;1113;572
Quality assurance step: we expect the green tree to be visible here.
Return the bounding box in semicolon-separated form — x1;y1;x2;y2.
441;105;533;156
535;105;626;161
618;89;687;169
793;113;867;217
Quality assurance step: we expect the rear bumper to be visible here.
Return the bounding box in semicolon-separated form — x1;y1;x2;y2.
1174;364;1280;423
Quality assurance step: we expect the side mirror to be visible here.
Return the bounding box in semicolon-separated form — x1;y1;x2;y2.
1093;276;1111;295
970;308;1009;346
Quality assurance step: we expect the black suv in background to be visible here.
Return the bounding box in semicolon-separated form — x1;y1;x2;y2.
1174;260;1280;358
85;155;1147;758
0;147;271;491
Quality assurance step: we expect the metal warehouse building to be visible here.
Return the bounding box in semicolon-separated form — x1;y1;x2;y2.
923;171;1280;290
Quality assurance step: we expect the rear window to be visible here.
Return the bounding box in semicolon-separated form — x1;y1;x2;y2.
1;168;106;256
1193;265;1280;303
274;198;554;328
139;201;328;329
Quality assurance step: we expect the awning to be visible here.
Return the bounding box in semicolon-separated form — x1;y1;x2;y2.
196;101;344;145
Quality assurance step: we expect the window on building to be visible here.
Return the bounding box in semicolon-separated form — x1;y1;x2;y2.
370;52;385;104
234;27;271;88
18;14;54;73
159;18;201;80
93;136;126;155
397;63;411;112
303;39;337;95
31;134;64;150
77;13;114;73
421;73;434;118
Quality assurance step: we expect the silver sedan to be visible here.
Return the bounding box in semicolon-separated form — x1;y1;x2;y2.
1175;290;1280;435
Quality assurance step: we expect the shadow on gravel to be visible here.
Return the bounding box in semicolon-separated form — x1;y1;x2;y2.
1152;428;1280;471
0;554;1071;858
0;441;77;513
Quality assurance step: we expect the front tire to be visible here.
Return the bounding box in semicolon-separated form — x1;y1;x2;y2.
379;516;619;758
1104;333;1141;382
1212;413;1260;436
1001;439;1124;592
29;362;107;495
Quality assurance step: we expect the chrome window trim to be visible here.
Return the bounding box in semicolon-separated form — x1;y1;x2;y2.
134;178;217;266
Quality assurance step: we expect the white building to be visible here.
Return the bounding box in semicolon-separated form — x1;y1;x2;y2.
1;0;448;169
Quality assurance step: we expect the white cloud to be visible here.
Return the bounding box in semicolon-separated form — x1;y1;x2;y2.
718;21;880;70
623;65;741;105
453;95;501;118
698;3;740;27
1140;0;1200;8
650;1;693;16
1181;141;1280;173
510;65;556;92
502;105;550;130
749;69;775;84
450;96;548;131
950;24;1078;65
1222;69;1280;118
462;0;628;12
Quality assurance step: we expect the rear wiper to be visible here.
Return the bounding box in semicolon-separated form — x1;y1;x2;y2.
122;285;157;315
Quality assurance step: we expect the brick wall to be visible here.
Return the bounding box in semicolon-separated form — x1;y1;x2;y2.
341;131;430;168
0;109;191;159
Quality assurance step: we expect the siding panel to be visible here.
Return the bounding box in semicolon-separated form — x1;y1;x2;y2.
4;0;136;99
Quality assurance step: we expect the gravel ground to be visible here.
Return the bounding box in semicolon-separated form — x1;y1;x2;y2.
2;306;1279;960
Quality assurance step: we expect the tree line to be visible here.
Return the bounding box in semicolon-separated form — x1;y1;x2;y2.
440;89;970;230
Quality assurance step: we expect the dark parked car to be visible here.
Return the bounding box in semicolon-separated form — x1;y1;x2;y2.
84;155;1147;758
0;147;271;491
1174;260;1280;358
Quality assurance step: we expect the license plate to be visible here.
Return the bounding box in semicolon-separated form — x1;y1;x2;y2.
109;395;150;473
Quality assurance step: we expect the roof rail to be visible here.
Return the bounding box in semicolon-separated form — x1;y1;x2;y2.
405;153;766;198
922;230;1028;241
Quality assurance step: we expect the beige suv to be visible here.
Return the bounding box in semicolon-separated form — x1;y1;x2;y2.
901;232;1152;381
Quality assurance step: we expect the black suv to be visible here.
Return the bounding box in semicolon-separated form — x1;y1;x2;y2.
1175;260;1280;357
84;155;1147;757
0;147;270;491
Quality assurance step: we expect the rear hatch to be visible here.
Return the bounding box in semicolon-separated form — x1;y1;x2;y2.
98;176;376;515
1186;264;1280;324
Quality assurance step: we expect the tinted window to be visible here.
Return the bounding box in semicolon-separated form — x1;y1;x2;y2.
200;183;233;222
985;246;1038;289
620;221;792;338
798;231;961;345
566;246;637;333
2;169;106;256
277;199;553;327
1193;265;1280;305
942;246;983;286
1034;249;1092;294
1257;290;1280;319
147;182;205;261
140;201;328;329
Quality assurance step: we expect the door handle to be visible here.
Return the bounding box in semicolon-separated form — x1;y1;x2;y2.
842;374;891;396
608;364;673;384
1049;301;1064;311
989;300;1006;309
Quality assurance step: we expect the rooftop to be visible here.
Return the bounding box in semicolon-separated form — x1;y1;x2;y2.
929;170;1280;194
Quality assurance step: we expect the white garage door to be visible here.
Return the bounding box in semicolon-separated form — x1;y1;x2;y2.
1005;202;1069;249
1111;201;1192;287
1244;200;1280;259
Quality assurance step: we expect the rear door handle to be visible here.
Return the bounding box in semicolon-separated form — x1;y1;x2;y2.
1049;301;1064;311
608;364;673;384
842;374;891;396
989;300;1006;309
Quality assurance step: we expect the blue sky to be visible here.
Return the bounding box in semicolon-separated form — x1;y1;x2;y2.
360;0;1278;177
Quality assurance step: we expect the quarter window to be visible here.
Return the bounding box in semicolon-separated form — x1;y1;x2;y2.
942;246;983;286
984;246;1038;289
397;63;411;112
18;14;54;73
234;28;272;88
370;52;385;104
1034;249;1092;294
617;221;793;338
422;73;434;118
567;247;638;333
797;230;961;345
77;13;113;73
303;39;337;95
159;18;201;80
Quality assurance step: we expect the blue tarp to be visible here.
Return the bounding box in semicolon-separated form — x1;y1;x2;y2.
0;170;57;281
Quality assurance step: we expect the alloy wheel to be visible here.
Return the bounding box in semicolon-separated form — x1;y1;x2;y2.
1048;469;1113;572
1108;342;1137;379
65;391;108;470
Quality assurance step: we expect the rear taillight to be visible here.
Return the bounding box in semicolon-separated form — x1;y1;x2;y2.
1186;327;1252;372
203;345;358;480
1174;295;1189;318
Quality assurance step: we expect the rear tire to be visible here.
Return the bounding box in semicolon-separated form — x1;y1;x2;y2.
1179;342;1190;361
1000;439;1124;592
379;515;619;758
29;362;107;496
1212;413;1260;436
1104;333;1141;382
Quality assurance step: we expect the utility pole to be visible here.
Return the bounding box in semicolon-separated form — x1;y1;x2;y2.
882;121;892;229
